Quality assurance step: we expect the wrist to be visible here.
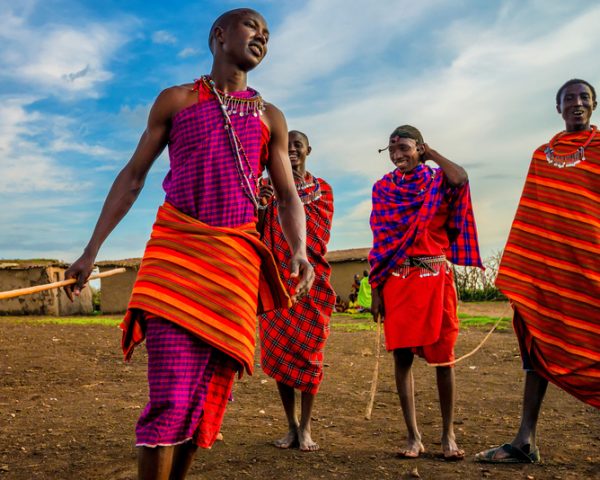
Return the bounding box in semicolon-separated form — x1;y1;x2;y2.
83;245;99;260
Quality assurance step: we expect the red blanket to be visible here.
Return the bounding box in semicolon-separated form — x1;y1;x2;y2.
496;129;600;409
259;174;335;394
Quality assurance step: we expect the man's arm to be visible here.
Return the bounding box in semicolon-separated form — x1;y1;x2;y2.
262;104;314;298
421;144;468;187
64;88;181;298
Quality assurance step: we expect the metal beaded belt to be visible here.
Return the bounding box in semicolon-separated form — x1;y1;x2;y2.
392;255;448;278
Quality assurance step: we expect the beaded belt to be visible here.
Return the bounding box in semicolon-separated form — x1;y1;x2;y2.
391;255;448;279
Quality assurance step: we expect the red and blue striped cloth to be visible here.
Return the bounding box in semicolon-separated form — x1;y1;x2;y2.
369;164;482;289
163;79;269;228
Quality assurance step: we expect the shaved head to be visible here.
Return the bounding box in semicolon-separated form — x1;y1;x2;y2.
556;78;596;105
208;8;265;54
289;130;310;146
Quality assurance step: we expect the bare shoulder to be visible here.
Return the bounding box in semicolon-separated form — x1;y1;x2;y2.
262;102;286;135
152;83;197;120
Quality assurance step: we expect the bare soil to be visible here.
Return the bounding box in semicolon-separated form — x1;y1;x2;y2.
1;303;598;480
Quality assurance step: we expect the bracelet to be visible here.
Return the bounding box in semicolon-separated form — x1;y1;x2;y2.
257;204;268;211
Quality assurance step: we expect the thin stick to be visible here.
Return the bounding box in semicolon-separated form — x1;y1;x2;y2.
427;305;512;367
0;268;126;300
364;313;382;420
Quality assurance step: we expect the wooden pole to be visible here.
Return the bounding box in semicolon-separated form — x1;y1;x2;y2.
0;268;126;300
364;313;382;420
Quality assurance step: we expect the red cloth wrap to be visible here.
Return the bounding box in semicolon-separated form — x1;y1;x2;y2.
259;174;335;394
496;129;600;409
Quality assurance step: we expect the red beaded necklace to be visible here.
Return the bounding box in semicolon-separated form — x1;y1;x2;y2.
544;125;597;168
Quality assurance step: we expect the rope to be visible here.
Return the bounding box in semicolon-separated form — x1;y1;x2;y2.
426;304;512;367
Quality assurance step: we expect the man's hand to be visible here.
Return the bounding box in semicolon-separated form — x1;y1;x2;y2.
63;252;95;301
420;143;467;187
290;254;315;301
420;143;438;162
259;179;275;205
371;286;385;322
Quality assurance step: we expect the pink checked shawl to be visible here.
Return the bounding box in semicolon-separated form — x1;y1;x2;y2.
163;79;269;227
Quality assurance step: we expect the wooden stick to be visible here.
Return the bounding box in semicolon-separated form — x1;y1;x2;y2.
364;313;382;420
0;268;126;300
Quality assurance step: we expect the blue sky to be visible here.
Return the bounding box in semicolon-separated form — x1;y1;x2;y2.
1;0;599;263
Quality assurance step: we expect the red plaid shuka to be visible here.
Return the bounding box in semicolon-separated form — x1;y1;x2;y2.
369;164;483;289
259;173;335;394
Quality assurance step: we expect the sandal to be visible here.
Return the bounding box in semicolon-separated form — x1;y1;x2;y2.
475;443;540;464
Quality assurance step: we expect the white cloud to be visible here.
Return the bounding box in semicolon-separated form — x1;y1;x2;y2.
0;97;80;193
0;5;132;98
253;1;600;255
178;47;199;58
152;30;177;45
254;0;440;101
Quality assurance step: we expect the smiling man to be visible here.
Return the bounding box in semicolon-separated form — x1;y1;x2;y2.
476;79;599;464
64;8;314;480
258;130;335;452
368;125;483;460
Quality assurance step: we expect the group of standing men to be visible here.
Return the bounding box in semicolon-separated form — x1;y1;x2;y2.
64;7;599;480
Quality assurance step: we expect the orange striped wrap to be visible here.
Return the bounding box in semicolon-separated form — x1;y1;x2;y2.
496;130;600;409
120;202;291;375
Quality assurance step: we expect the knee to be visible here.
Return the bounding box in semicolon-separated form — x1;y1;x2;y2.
435;365;454;379
393;348;413;367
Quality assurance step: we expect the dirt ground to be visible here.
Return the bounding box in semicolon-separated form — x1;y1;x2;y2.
1;302;598;480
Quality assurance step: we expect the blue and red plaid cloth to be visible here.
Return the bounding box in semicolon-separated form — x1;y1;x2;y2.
163;79;269;228
259;174;336;394
369;164;483;289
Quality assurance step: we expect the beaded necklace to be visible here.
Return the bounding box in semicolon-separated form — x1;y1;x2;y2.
200;75;265;117
296;174;322;205
203;76;260;209
544;125;597;168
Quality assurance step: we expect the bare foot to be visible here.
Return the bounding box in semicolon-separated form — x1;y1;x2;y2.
215;432;223;442
396;439;425;459
274;428;298;449
442;435;464;461
298;427;319;452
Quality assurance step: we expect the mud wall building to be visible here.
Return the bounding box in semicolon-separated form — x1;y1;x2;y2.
325;248;370;301
97;259;141;314
0;260;93;316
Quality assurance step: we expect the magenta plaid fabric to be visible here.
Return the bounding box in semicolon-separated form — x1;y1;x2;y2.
136;316;217;447
163;79;268;227
259;175;335;394
369;164;483;289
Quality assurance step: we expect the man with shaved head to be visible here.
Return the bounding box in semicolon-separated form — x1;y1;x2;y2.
65;8;314;480
476;79;599;464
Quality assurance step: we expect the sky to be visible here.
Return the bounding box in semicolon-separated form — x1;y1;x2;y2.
1;0;599;264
